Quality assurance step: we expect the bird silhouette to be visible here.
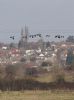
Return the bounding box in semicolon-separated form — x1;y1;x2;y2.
10;36;15;40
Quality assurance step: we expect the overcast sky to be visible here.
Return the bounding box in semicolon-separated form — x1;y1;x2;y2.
0;0;74;43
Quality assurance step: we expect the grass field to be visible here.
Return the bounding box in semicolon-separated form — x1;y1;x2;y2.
0;90;74;100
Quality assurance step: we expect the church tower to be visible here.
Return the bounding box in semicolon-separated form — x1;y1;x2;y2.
18;26;29;49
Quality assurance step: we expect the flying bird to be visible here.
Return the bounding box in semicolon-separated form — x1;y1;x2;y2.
10;36;15;40
55;35;64;39
46;35;50;37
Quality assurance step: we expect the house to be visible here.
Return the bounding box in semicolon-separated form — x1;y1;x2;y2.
26;50;35;55
9;49;20;57
39;53;45;59
2;46;7;50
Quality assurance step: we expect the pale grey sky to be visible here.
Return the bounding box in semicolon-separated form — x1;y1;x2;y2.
0;0;74;43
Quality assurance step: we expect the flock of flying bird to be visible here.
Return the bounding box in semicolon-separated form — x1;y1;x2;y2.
10;34;64;40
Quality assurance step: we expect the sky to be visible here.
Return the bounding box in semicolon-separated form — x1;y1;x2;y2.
0;0;74;43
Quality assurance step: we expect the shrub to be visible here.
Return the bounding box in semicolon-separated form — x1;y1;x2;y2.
41;62;48;67
56;74;65;83
20;58;26;62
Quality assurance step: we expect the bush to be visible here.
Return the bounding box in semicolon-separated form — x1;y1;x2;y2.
30;57;36;61
41;62;48;67
56;74;65;83
20;58;26;62
25;68;38;76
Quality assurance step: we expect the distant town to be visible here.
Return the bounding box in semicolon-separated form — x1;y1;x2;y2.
0;26;73;91
0;26;74;73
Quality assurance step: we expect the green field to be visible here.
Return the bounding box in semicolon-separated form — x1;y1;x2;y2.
0;90;74;100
